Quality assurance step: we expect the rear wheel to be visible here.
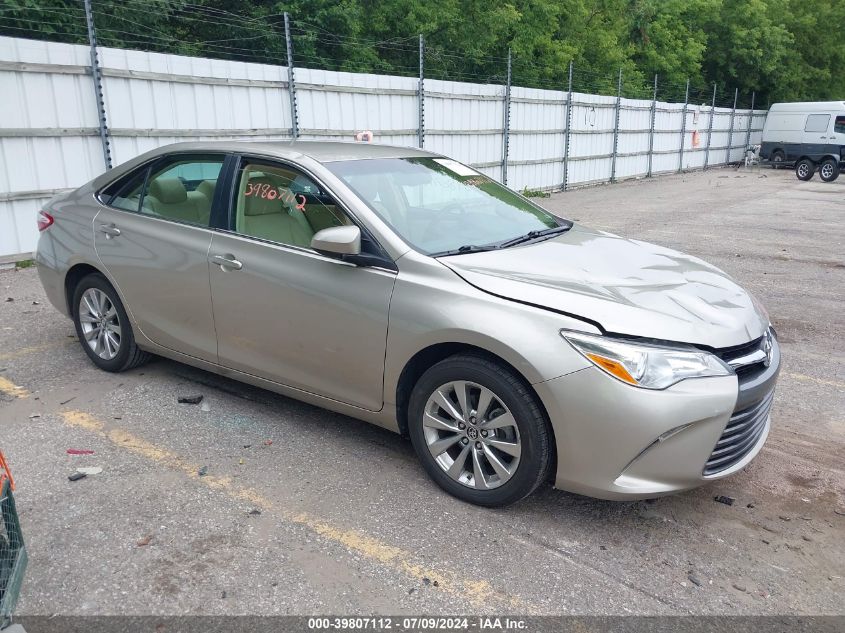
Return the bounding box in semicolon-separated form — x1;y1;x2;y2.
819;158;840;182
408;354;552;507
71;273;150;372
770;149;785;169
795;158;815;181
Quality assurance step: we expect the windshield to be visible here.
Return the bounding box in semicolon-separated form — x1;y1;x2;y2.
327;157;566;255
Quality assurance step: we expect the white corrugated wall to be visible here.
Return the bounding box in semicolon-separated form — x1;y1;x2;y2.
0;35;766;257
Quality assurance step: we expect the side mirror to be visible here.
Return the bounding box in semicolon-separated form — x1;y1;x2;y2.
311;225;361;257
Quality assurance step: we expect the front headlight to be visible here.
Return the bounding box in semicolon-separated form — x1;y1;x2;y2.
560;330;732;390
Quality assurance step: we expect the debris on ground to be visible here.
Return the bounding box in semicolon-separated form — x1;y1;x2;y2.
59;396;76;405
714;495;735;506
5;297;12;302
263;439;273;446
247;509;261;516
67;448;95;455
76;466;102;475
29;413;40;419
732;583;747;592
67;472;87;482
779;515;791;521
198;466;208;477
688;573;703;587
200;401;211;412
834;508;845;516
178;394;204;405
137;535;152;547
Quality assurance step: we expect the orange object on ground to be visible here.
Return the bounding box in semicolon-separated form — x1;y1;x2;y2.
0;451;14;491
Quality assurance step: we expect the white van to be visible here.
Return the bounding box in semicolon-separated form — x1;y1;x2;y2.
760;101;845;182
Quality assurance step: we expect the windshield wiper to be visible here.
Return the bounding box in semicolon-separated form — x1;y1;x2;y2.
431;244;500;257
497;223;572;248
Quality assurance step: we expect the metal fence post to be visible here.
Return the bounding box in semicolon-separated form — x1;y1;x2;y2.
726;87;737;164
562;61;573;191
744;91;755;150
647;73;657;178
678;79;689;173
501;48;512;185
610;67;622;183
284;12;299;139
418;34;425;148
83;0;111;169
704;83;716;170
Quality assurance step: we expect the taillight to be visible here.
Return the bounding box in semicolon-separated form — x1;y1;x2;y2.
37;210;54;232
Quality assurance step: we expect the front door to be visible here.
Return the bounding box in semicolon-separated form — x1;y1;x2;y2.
209;158;396;411
94;153;226;363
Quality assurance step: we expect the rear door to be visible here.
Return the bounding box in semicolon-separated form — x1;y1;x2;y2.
208;157;396;411
94;153;228;363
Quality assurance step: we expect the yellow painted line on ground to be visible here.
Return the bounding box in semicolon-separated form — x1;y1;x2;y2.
0;376;29;398
783;372;845;390
61;410;528;610
0;339;75;362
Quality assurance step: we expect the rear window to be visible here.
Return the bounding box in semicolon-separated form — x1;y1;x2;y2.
835;116;845;135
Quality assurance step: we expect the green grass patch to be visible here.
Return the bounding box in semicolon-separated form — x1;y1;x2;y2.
15;259;34;269
521;187;550;198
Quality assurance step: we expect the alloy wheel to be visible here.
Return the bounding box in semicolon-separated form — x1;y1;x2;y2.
422;381;521;490
797;163;810;178
821;163;834;180
78;288;122;360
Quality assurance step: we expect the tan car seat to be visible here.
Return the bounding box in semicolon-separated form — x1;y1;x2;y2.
241;176;314;247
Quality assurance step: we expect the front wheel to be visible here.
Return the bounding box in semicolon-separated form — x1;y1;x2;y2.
72;273;151;372
819;158;840;182
795;158;815;181
408;354;552;507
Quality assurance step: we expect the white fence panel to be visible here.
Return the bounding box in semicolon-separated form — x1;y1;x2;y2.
0;34;766;257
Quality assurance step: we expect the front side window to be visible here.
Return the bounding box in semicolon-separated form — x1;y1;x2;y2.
834;116;845;135
233;162;349;248
327;157;562;255
805;114;830;133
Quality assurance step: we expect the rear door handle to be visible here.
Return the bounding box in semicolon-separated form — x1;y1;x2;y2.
209;254;243;271
99;224;121;238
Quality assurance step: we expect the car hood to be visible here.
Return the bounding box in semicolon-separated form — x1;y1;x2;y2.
440;225;768;349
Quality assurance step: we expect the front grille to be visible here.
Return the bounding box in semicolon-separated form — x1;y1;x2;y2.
703;389;774;476
712;334;769;379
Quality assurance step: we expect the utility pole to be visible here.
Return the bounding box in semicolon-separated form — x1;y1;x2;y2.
704;83;717;170
83;0;111;169
678;79;689;173
418;34;425;148
284;12;299;139
610;67;622;183
726;87;738;164
562;61;573;191
501;48;512;185
647;73;657;178
744;91;756;150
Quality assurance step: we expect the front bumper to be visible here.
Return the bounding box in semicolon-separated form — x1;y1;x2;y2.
536;337;780;500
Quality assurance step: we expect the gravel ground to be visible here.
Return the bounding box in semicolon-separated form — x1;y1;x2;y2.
0;166;843;616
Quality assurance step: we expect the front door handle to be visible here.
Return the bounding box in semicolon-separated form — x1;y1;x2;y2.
209;254;243;271
99;224;121;238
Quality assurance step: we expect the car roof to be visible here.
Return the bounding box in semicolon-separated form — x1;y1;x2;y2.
143;139;438;163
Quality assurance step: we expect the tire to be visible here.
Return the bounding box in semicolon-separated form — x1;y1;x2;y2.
819;158;840;182
795;158;815;181
408;354;552;507
71;273;150;372
770;149;785;169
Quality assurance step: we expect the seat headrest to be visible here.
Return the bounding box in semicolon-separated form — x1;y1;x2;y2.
149;178;187;204
244;177;286;216
196;180;216;200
